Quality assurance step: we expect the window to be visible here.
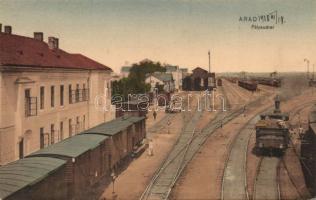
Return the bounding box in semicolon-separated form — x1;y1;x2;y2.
83;115;86;130
51;124;55;144
51;86;55;107
25;89;37;117
69;84;88;104
69;119;73;137
75;84;80;102
76;116;80;134
60;121;64;140
40;87;44;109
25;89;31;116
83;83;87;101
40;127;45;149
60;85;64;106
69;84;72;104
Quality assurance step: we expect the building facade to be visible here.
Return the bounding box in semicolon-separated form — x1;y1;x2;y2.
182;67;216;91
0;26;114;165
145;72;175;93
120;66;131;78
166;65;182;91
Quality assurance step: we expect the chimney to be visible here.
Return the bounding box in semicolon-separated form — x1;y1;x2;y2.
34;32;43;41
4;25;12;34
48;37;59;49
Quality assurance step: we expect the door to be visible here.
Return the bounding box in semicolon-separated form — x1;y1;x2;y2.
19;138;24;159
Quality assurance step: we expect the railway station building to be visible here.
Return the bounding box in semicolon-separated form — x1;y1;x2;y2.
0;25;115;165
182;67;216;91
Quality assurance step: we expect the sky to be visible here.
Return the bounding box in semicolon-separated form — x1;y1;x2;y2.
0;0;316;73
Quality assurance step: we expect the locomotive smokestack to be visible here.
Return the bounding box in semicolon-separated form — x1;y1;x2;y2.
274;95;281;113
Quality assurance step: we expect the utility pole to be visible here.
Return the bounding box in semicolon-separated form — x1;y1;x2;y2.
313;64;315;80
208;50;211;73
304;58;310;79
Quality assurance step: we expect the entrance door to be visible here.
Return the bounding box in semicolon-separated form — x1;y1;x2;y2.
19;138;24;159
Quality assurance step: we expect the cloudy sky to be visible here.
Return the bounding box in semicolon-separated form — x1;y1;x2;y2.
1;0;316;72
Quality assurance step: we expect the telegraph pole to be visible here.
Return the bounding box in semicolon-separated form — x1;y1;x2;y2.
208;50;211;73
313;64;315;80
304;58;310;79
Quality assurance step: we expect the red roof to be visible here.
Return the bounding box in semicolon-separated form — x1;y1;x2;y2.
0;33;112;71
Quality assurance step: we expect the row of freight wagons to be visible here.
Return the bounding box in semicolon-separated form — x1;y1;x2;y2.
0;115;146;200
301;106;316;196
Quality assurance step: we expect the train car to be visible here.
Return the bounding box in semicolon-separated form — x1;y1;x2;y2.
255;96;289;156
0;116;147;200
225;77;238;83
0;157;67;200
157;92;171;106
238;80;257;91
82;115;146;168
115;98;149;118
301;105;316;196
217;78;222;86
251;77;282;87
28;134;110;199
309;79;316;87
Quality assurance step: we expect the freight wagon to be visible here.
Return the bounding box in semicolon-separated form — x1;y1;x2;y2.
309;79;316;87
0;157;67;200
251;77;282;87
115;99;149;118
238;80;257;91
217;78;222;86
0;116;146;200
301;105;316;196
225;77;238;83
255;96;289;156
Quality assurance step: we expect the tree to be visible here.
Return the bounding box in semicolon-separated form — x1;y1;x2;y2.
112;60;166;100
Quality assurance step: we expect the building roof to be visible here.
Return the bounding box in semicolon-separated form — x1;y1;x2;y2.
0;33;112;71
166;65;178;72
29;134;108;158
0;157;66;199
192;67;208;73
121;66;131;72
148;72;173;82
82;116;145;136
180;68;188;73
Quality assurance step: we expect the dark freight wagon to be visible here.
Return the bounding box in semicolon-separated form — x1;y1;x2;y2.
217;78;222;86
255;96;289;155
0;157;67;200
251;77;282;87
238;80;257;91
82;116;146;169
301;105;316;196
157;92;171;106
115;99;149;118
28;134;110;199
0;116;147;200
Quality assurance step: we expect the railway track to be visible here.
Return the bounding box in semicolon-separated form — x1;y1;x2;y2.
254;157;281;200
222;80;247;106
147;92;196;137
140;96;205;200
221;115;259;200
253;101;315;200
142;88;270;200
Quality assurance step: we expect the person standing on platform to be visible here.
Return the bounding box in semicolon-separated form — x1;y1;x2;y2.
148;139;154;156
